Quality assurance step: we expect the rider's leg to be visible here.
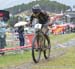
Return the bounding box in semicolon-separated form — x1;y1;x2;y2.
42;24;50;44
44;33;50;44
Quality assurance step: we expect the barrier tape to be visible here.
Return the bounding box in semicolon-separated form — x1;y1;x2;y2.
0;44;32;52
0;34;34;52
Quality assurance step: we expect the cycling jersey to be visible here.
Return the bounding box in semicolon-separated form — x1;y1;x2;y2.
30;11;49;24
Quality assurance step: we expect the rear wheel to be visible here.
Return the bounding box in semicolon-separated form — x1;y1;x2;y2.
43;36;51;59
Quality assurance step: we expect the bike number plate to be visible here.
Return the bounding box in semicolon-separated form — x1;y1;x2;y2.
34;24;42;30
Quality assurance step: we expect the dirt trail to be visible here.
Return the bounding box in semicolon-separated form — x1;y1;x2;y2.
4;39;75;69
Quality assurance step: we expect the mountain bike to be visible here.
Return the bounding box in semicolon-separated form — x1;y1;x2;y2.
32;23;51;63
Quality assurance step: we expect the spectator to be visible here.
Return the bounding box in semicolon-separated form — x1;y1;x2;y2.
17;26;25;46
0;16;7;56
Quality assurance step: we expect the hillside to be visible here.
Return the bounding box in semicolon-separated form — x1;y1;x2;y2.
6;0;71;15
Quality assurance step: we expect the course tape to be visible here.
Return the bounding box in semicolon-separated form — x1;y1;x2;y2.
0;44;32;52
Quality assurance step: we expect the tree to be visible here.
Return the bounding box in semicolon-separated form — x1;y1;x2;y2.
6;0;70;15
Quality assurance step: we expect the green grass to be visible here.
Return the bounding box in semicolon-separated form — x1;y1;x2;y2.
33;47;75;69
32;33;75;69
50;33;75;45
0;51;32;68
0;33;75;68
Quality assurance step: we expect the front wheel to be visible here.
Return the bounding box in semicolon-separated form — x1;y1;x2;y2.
32;36;41;63
43;36;51;59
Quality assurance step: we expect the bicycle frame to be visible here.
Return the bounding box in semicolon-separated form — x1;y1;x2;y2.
35;29;45;48
32;23;51;63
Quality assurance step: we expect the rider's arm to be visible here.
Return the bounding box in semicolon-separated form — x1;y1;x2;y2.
30;15;34;24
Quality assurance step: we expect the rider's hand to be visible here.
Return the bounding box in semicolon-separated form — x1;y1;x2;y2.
48;23;52;26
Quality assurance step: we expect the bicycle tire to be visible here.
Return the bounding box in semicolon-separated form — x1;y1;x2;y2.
43;36;51;59
32;36;41;63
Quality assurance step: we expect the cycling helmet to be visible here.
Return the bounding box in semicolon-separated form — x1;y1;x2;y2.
32;4;41;14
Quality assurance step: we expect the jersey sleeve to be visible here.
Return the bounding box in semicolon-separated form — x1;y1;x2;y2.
30;15;34;24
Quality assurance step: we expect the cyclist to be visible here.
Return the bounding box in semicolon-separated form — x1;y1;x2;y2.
29;5;51;43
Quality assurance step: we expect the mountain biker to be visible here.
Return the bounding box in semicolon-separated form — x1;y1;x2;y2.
29;5;51;43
